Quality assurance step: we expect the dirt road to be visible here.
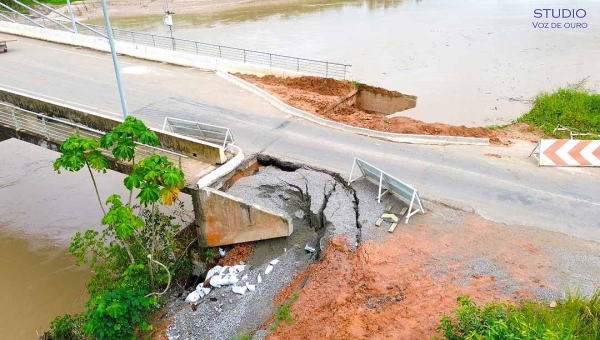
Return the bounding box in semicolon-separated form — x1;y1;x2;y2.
265;201;600;339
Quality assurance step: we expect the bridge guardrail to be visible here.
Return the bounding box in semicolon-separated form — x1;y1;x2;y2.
0;102;189;169
0;10;351;79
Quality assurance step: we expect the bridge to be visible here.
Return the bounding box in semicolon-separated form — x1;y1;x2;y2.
0;23;599;243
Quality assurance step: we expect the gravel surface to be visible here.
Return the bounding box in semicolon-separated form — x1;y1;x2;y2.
167;245;311;340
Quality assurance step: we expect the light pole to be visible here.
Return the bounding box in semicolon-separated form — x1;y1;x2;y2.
65;0;77;34
100;0;129;118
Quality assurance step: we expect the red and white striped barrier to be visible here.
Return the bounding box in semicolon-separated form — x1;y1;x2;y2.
532;139;600;166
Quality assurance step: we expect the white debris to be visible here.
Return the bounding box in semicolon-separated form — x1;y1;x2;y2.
304;244;316;253
242;274;248;281
185;291;200;303
219;248;226;257
223;274;240;285
246;283;256;292
270;259;280;266
231;265;246;273
206;266;223;280
210;275;224;288
257;274;262;284
196;285;211;298
232;285;248;295
265;264;273;275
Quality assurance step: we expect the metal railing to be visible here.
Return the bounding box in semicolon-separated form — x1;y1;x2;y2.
0;102;189;171
162;117;234;149
0;10;351;79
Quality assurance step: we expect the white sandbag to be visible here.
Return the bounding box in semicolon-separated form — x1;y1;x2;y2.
246;283;256;292
223;274;239;285
219;248;226;257
265;264;273;275
210;275;223;288
270;259;280;266
241;274;248;281
257;274;262;284
185;291;200;303
195;285;212;298
206;266;223;280
231;265;246;273
232;285;248;295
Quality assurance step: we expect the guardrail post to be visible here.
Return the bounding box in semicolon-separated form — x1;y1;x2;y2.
269;54;272;67
243;49;246;63
195;42;199;54
171;38;175;51
178;156;182;169
131;31;135;43
326;62;329;78
219;46;222;58
10;108;19;130
42;117;49;139
152;35;155;47
297;59;299;72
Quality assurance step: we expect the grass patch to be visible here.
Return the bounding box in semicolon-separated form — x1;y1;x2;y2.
486;124;509;130
436;292;600;340
518;85;600;138
1;0;82;13
270;292;299;330
230;334;252;340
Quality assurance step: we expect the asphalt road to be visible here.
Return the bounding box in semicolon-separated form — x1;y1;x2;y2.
2;35;600;241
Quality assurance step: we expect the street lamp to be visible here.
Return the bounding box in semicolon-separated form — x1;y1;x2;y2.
99;0;129;118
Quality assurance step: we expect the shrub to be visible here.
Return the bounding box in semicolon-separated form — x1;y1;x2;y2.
49;314;89;340
518;86;600;138
83;288;156;340
436;292;600;340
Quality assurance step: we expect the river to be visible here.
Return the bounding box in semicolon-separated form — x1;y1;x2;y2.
0;137;126;339
93;0;600;126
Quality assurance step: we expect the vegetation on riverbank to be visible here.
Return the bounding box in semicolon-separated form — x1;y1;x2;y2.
44;117;194;340
436;292;600;340
0;0;80;13
517;85;600;139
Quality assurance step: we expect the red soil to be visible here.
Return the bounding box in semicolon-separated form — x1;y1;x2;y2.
265;211;595;340
237;74;541;145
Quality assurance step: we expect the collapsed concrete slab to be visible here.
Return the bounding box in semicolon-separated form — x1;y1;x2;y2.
194;187;292;247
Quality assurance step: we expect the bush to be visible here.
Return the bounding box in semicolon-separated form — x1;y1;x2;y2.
436;292;600;340
49;314;89;340
83;288;156;340
518;87;600;138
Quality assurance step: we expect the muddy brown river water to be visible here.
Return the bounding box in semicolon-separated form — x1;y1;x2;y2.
93;0;600;126
0;137;125;339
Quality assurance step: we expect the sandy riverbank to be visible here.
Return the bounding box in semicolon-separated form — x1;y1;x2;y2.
55;0;295;21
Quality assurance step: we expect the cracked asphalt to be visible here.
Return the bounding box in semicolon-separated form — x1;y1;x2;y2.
1;35;600;242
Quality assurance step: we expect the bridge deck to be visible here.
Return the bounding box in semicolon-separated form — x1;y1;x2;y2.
0;102;217;187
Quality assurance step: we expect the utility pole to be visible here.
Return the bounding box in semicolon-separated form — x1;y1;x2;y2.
65;0;78;34
163;0;175;49
99;0;128;118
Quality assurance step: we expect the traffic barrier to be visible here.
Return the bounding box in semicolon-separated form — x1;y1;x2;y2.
348;157;425;224
530;139;600;167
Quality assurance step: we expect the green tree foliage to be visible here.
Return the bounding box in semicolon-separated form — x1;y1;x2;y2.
83;288;155;340
49;117;191;340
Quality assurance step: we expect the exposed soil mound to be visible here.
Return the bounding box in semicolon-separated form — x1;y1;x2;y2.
218;242;255;266
237;74;541;144
237;74;354;97
266;207;600;340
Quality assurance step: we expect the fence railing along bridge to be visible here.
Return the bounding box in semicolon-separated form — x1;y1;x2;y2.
0;6;351;79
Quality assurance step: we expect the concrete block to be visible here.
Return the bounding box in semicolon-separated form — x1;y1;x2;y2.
196;187;292;247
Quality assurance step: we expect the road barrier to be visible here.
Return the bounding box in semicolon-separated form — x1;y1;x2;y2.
530;139;600;167
348;157;424;224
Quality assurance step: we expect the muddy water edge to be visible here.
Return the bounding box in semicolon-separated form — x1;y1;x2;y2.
0;136;164;338
92;0;600;127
